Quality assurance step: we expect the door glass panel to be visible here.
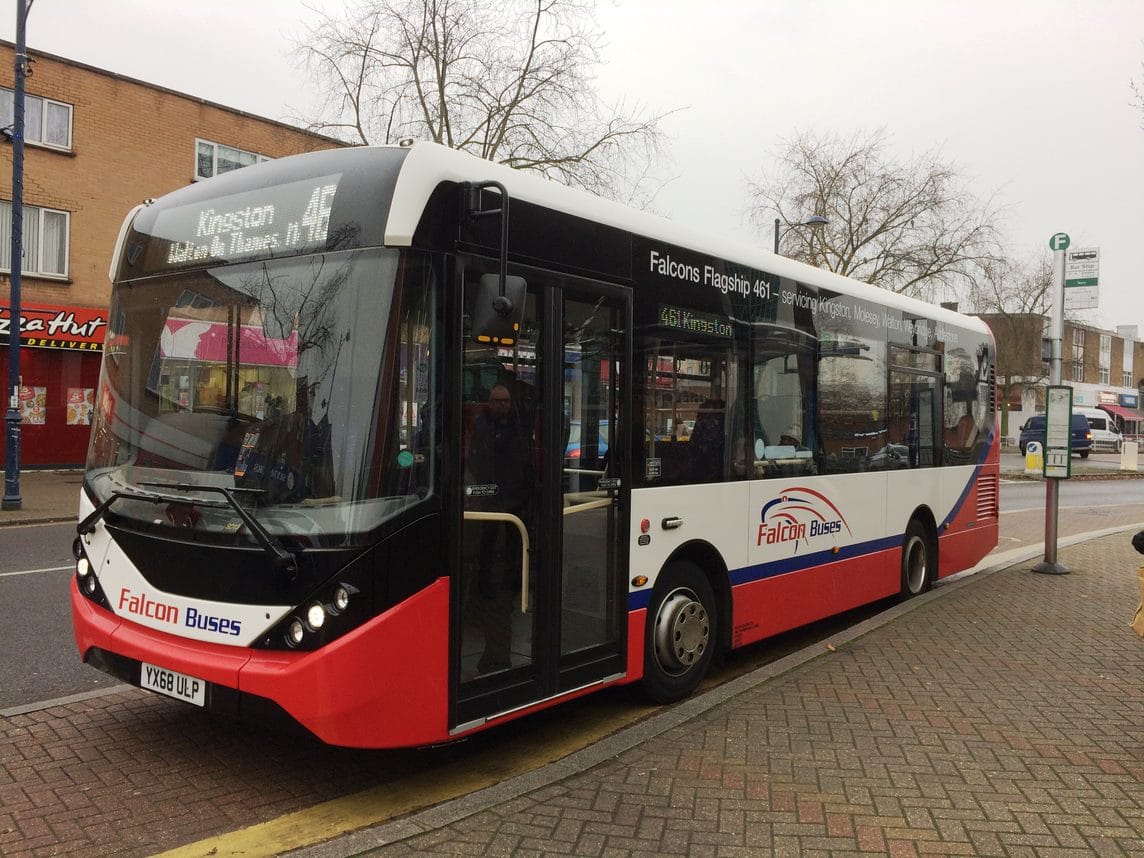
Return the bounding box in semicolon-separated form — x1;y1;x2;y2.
459;285;540;680
888;372;941;468
561;294;622;658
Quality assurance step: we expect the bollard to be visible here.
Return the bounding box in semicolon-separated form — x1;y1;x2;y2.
1120;440;1138;472
1024;440;1043;476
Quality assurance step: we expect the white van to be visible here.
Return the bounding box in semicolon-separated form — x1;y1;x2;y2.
1074;407;1123;453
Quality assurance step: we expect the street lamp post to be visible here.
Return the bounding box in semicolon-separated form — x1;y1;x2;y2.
3;0;33;511
773;214;829;255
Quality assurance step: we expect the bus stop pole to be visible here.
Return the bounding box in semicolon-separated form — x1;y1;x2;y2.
1033;243;1068;575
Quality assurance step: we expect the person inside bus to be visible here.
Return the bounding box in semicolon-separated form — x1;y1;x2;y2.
466;382;534;672
688;398;726;482
779;425;806;449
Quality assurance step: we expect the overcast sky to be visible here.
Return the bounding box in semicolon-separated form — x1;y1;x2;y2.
4;0;1144;334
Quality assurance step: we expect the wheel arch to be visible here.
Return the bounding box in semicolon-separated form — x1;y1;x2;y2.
906;504;938;545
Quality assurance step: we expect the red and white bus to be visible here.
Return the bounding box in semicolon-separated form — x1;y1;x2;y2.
72;141;999;748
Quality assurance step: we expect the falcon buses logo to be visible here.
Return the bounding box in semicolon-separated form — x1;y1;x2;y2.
757;487;851;552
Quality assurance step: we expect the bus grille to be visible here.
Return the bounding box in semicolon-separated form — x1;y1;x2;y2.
976;474;999;520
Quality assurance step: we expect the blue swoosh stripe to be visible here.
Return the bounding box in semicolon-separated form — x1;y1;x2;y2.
729;534;902;587
626;533;901;611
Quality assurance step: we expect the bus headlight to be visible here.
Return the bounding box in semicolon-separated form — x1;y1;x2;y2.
306;603;326;631
259;578;365;651
287;619;306;647
73;545;111;609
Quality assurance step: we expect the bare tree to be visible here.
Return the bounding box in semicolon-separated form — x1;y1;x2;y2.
292;0;673;205
747;129;1005;302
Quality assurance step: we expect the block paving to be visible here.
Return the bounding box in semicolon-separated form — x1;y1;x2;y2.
375;534;1144;856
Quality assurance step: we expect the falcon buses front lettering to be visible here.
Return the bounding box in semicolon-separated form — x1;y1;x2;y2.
185;607;242;637
118;588;180;624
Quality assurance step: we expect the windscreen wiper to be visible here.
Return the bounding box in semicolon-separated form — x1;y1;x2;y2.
78;482;298;576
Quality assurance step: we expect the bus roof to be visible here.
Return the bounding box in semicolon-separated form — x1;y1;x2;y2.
387;141;990;337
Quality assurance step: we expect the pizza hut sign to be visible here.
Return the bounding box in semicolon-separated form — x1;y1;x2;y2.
0;302;108;351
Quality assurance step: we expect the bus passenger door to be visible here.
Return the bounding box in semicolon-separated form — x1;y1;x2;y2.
454;266;629;729
557;290;628;691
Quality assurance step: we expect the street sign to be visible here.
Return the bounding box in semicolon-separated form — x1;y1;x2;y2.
1064;246;1099;310
1043;385;1072;479
1049;232;1070;251
1064;247;1098;286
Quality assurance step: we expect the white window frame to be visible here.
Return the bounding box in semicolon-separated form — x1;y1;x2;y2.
0;201;70;278
1;87;73;150
194;138;272;181
1124;371;1133;388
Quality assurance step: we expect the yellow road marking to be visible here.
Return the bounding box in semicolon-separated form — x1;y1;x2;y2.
157;699;658;857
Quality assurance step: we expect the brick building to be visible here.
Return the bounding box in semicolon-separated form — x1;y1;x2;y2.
1;42;341;466
977;312;1144;442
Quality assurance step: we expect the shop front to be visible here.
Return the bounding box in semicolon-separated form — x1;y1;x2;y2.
1;301;106;467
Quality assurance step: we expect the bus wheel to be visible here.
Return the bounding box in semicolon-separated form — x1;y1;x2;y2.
642;561;716;704
901;519;933;598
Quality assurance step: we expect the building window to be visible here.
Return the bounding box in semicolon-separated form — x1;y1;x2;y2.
1071;329;1085;383
195;139;271;181
1098;334;1111;384
0;88;73;149
0;201;69;277
1125;372;1134;388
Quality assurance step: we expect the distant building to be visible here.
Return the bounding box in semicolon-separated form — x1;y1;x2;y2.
0;42;343;467
977;313;1144;442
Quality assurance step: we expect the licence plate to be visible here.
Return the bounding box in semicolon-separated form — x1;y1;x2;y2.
140;662;206;707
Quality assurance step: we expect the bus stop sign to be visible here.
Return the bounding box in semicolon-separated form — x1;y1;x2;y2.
1049;232;1070;251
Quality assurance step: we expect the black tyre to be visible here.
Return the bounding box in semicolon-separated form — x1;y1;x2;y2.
641;561;717;704
1018;443;1027;455
1079;450;1090;459
900;518;934;598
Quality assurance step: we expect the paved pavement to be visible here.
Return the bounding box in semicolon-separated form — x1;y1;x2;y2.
2;466;1143;856
0;469;85;527
296;533;1144;858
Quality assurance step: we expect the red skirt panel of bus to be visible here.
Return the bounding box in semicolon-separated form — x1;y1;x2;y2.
938;522;998;578
625;609;647;683
239;578;450;748
72;578;452;749
729;546;900;650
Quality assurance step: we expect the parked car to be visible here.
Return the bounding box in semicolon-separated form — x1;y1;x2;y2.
1018;413;1092;458
868;443;910;470
1074;407;1122;453
565;419;609;466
